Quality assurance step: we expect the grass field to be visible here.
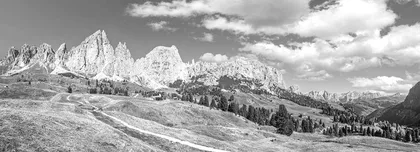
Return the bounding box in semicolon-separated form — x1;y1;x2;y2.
1;81;419;151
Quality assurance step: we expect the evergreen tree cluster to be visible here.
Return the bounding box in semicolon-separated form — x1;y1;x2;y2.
179;92;295;136
87;79;129;96
273;87;354;120
332;114;375;125
323;121;420;143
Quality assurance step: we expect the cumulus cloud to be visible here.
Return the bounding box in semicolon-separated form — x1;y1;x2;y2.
194;32;214;42
127;0;309;27
147;21;177;32
394;0;420;6
240;23;420;73
199;53;229;63
129;0;397;38
348;76;413;92
126;1;212;17
296;70;333;81
292;0;397;39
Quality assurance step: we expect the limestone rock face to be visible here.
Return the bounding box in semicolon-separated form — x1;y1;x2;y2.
5;47;19;64
65;30;115;76
113;42;134;79
306;90;386;103
133;45;187;87
14;44;37;68
340;91;384;102
36;43;55;64
187;56;286;90
307;90;340;102
54;43;67;66
289;85;301;94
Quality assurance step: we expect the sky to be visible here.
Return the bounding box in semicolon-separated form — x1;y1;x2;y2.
0;0;420;94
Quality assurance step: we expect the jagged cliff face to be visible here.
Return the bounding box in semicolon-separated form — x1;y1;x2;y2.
65;30;115;76
133;45;187;87
187;56;286;90
0;30;286;91
307;91;340;102
113;42;134;79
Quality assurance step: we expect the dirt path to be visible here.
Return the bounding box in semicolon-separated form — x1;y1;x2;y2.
54;93;230;152
99;111;230;152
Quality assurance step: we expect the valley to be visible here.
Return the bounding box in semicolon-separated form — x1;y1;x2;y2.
1;76;419;151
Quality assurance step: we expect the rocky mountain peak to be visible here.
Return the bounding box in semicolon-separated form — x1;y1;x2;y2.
113;42;134;78
133;45;187;88
187;55;286;91
145;45;182;63
65;30;115;76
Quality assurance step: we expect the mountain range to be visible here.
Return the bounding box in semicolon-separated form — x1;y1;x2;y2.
0;30;286;91
306;90;406;103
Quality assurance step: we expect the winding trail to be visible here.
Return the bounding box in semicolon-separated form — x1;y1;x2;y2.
59;93;229;152
99;111;229;152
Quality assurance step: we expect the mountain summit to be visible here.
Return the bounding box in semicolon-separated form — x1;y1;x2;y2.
0;30;286;91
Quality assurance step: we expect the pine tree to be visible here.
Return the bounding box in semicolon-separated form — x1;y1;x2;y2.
199;96;205;105
220;96;229;111
339;129;344;137
210;99;217;109
308;117;314;133
301;119;308;133
204;96;210;107
239;104;247;117
406;130;413;142
272;104;293;136
277;119;294;136
189;94;194;103
229;95;235;101
67;86;73;93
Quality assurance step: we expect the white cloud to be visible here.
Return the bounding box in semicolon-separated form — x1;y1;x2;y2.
394;0;420;6
240;23;420;73
147;21;177;32
296;70;333;81
202;17;256;35
348;76;413;92
126;1;212;17
127;0;309;27
199;53;229;63
292;0;397;39
194;32;214;42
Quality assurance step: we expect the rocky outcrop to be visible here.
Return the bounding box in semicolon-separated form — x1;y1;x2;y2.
65;30;115;76
113;42;134;79
187;56;286;91
307;90;340;102
289;85;300;94
133;45;187;88
54;43;67;66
